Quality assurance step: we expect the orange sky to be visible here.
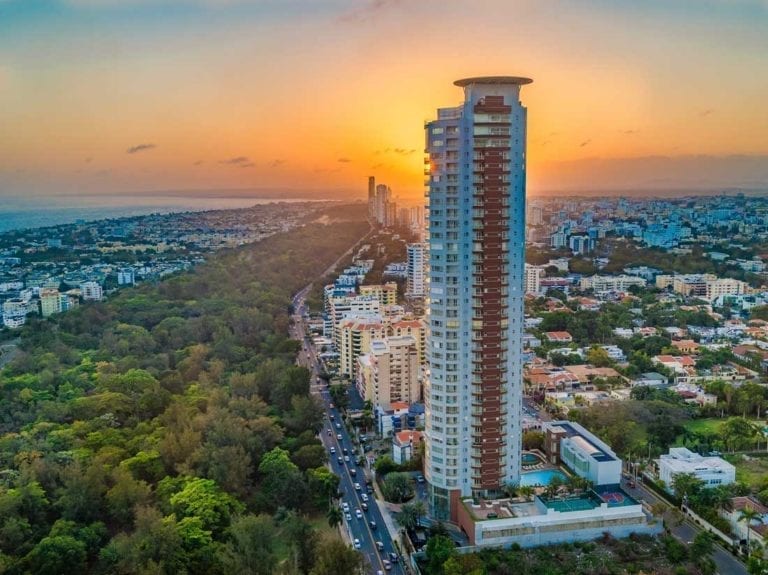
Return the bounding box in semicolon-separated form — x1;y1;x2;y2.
1;0;767;200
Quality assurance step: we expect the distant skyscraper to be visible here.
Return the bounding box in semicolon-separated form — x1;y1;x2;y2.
406;243;426;297
368;176;376;220
424;76;531;521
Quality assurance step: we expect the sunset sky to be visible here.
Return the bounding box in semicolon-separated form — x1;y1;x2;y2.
1;0;767;201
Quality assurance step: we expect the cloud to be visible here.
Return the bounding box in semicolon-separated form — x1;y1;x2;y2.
622;130;639;135
126;143;156;154
339;0;403;23
699;109;714;117
338;157;351;163
268;159;285;168
579;139;591;148
193;160;204;166
220;156;254;167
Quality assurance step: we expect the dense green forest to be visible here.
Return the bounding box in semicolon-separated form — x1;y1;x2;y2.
0;210;369;575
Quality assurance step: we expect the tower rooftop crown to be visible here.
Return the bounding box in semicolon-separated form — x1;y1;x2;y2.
454;76;532;87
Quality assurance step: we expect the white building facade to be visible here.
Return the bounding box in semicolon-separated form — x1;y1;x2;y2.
424;76;530;521
406;243;426;297
658;447;736;488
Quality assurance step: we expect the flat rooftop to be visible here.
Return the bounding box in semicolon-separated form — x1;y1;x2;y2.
552;421;616;462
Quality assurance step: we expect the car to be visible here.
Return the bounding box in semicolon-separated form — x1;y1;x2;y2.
350;468;357;477
337;457;343;465
353;538;361;549
327;429;332;436
376;541;384;551
416;474;425;483
389;552;398;563
369;520;377;530
361;493;368;502
366;484;373;493
329;414;335;420
335;422;341;429
344;455;350;462
329;447;336;454
342;448;348;455
329;403;335;409
342;502;349;512
383;559;391;571
337;434;342;440
345;512;352;521
355;509;362;519
361;502;368;511
354;482;361;491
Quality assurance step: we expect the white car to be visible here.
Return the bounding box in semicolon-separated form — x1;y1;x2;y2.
353;538;361;549
344;455;350;462
337;434;342;440
329;447;336;454
354;482;361;491
342;502;349;512
345;512;352;521
361;493;368;502
355;509;362;519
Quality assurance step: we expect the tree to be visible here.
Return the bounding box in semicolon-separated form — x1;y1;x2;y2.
586;346;613;367
397;504;419;531
292;444;328;471
381;472;413;503
258;447;308;510
443;553;485;575
424;534;456;575
691;531;716;575
310;537;365;575
518;485;535;501
522;430;545;451
671;472;703;502
218;514;276;575
723;417;759;452
283;513;318;575
285;395;325;435
326;506;342;529
740;507;764;554
23;535;87;575
169;477;244;535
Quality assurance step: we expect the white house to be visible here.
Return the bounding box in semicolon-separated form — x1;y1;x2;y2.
658;447;735;488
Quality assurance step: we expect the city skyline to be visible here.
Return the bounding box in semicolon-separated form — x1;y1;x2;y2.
2;0;768;201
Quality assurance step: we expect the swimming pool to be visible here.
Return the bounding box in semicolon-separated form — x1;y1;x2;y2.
521;452;543;466
520;469;568;487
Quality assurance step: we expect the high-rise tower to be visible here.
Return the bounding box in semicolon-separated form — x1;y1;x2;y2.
424;76;531;521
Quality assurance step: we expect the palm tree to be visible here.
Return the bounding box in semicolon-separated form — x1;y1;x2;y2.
412;500;427;527
739;507;763;554
397;503;419;532
326;505;343;528
519;485;536;502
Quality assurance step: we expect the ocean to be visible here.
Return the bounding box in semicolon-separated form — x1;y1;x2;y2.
0;194;317;234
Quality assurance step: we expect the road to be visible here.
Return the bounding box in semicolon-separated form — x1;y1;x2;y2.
291;288;405;575
621;477;747;575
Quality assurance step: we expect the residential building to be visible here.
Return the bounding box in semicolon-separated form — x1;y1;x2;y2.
524;264;544;295
80;281;103;301
390;318;426;363
579;274;647;293
544;420;622;486
658;447;736;488
359;282;398;307
337;316;386;377
359;335;420;410
545;331;573;343
117;267;135;285
424;76;530;521
393;430;423;464
721;497;768;546
406;243;426;297
39;288;61;317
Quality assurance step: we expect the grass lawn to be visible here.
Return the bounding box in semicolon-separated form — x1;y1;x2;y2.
683;418;725;435
724;453;768;489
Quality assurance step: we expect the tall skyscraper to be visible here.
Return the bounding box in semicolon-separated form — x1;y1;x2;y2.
424;76;531;521
368;176;376;219
406;243;426;297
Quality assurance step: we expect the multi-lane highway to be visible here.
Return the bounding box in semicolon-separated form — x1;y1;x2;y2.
291;288;405;575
